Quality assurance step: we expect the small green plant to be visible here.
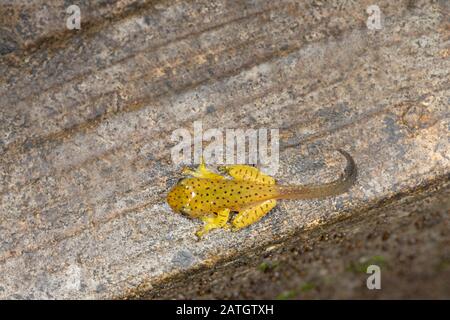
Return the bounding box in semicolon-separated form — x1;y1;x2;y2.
258;261;279;272
275;282;316;299
347;255;387;273
276;290;297;300
299;282;315;293
436;258;450;271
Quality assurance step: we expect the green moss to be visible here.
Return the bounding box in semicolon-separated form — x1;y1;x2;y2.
347;255;387;273
276;290;298;300
275;282;315;299
258;261;279;272
436;259;450;271
300;282;315;293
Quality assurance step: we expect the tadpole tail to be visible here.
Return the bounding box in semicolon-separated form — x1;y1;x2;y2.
275;149;357;200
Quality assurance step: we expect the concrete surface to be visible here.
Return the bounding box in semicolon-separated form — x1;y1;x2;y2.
0;0;449;299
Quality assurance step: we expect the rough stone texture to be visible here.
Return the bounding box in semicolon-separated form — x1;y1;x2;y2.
0;0;449;299
0;0;152;55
